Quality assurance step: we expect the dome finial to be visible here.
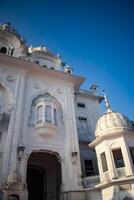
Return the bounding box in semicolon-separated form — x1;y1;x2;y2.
102;90;112;113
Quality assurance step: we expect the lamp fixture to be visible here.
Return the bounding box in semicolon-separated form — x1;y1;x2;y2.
17;144;25;161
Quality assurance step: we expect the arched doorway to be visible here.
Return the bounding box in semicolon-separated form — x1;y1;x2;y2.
26;152;61;200
8;194;19;200
27;166;45;200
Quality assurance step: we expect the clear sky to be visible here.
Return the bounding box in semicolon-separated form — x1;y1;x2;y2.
0;0;134;119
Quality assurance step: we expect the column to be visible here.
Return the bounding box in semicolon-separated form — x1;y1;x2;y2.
18;153;29;182
57;156;68;192
105;141;117;179
70;89;83;188
96;150;105;182
64;87;82;190
2;72;26;183
121;138;134;176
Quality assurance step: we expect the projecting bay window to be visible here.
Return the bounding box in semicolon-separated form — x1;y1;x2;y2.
112;149;125;168
36;104;57;126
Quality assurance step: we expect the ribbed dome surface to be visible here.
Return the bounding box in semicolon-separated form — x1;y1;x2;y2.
95;111;132;137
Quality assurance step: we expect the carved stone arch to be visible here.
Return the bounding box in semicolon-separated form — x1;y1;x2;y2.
27;149;62;172
0;43;10;49
30;90;63;110
26;145;64;161
30;149;61;159
0;36;14;47
26;149;62;200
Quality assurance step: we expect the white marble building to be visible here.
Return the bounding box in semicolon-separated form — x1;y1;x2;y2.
0;22;134;200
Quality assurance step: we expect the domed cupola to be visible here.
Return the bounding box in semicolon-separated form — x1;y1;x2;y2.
95;91;133;137
89;92;134;200
0;22;27;57
27;45;62;70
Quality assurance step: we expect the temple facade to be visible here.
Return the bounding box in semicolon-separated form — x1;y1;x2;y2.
0;22;134;200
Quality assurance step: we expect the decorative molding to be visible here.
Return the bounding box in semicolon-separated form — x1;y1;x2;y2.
7;73;26;174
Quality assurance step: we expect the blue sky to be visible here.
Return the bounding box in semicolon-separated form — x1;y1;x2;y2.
0;0;134;119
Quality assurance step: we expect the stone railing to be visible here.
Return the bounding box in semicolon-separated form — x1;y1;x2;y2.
103;168;126;182
116;167;126;177
82;175;100;188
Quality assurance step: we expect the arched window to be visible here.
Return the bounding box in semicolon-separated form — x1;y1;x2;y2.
53;108;57;125
45;105;52;122
37;106;44;123
0;47;7;54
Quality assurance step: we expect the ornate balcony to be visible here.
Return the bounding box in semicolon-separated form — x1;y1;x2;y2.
35;122;57;137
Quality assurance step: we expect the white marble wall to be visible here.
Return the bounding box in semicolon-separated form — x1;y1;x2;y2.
0;58;82;194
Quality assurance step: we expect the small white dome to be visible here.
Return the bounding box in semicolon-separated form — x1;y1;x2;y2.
95;111;133;137
28;45;48;53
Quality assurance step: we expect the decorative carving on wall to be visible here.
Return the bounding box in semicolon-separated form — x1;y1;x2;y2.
6;75;14;82
7;73;26;174
8;182;24;191
7;103;16;113
31;93;53;106
7;171;22;185
0;67;16;76
0;80;14;99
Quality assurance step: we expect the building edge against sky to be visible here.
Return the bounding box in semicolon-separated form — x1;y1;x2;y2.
0;22;134;200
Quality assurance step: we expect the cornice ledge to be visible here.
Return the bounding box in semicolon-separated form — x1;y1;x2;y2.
95;176;134;190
